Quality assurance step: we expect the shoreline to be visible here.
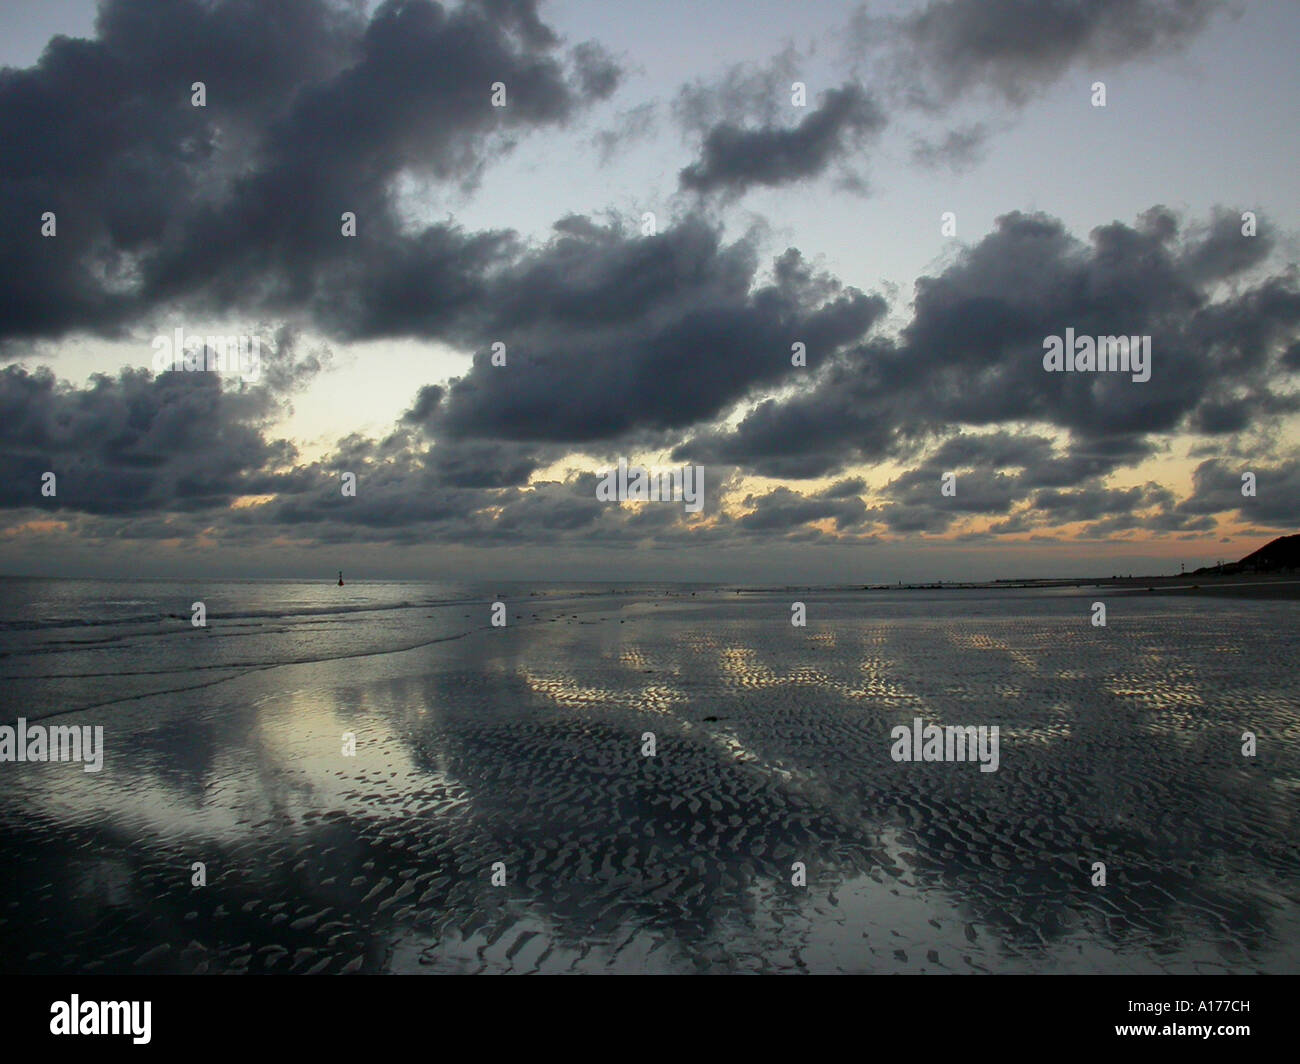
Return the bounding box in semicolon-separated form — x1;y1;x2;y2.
4;572;1300;599
731;573;1300;599
886;574;1300;599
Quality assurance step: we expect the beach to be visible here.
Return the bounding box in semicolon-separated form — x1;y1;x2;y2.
1;580;1297;973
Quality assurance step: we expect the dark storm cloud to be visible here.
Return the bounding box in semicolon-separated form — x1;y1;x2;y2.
678;84;886;196
422;437;552;489
843;430;1176;535
10;195;1294;549
819;477;866;499
878;0;1225;107
872;449;1188;537
1177;456;1300;528
670;48;888;197
1179;207;1275;284
677;207;1300;483
0;0;365;342
876;465;1022;534
903;429;1156;490
919;430;1057;473
1;0;1293;556
672;46;803;134
0;321;334;518
1029;482;1175;524
736;486;867;533
410;214;887;443
0;363;297;515
1188;397;1258;435
0;0;620;346
218;456;671;547
670;0;1224;200
491;479;603;533
231;435;488;543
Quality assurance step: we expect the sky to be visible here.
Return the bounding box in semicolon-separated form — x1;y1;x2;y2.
1;0;1297;582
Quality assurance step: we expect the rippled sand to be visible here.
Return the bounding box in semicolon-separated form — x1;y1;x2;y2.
1;588;1297;973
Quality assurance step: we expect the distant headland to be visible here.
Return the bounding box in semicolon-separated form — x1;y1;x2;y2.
855;534;1300;599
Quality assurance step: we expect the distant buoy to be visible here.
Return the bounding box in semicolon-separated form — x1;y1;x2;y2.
338;570;344;586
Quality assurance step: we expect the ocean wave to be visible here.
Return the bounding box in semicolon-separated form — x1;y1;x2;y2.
0;597;480;634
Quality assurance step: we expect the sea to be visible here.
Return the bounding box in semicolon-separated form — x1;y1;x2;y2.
0;578;1296;973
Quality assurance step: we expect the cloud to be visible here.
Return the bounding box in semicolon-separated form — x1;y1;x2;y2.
0;361;296;515
678;84;886;196
882;0;1226;107
413;214;887;444
0;0;620;347
593;100;659;165
665;2;1225;202
1177;456;1300;528
0;2;1293;563
673;46;804;134
677;207;1300;483
910;123;992;172
737;485;867;533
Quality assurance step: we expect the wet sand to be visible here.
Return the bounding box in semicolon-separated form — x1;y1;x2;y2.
1099;575;1300;599
856;573;1300;600
1;587;1298;973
